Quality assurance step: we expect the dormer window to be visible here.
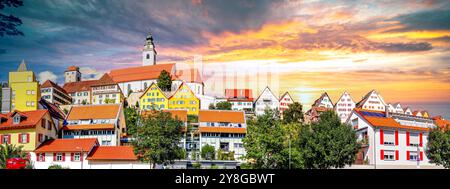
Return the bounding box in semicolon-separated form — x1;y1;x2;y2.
13;115;21;124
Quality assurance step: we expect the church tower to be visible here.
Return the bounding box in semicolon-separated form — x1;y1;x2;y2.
143;32;157;66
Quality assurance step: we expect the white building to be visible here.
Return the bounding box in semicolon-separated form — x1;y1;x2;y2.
279;91;295;119
198;110;247;161
254;87;279;116
403;107;413;115
63;80;98;105
346;108;438;168
225;89;253;113
40;80;72;105
311;92;334;109
334;91;355;123
355;90;387;112
32;138;149;169
62;104;125;146
91;74;123;105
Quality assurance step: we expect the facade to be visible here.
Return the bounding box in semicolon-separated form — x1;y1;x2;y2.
198;110;246;161
311;92;334;109
334;91;355;123
109;63;176;97
91;74;123;105
62;104;125;146
225;89;254;113
347;108;437;168
33;138;98;169
4;60;40;112
355;90;387;112
279;91;294;118
254;87;279;116
40;80;72;105
32;138;146;169
139;82;169;110
413;111;423;117
403;107;413;115
168;82;200;115
63;80;97;105
0;110;58;152
64;66;82;83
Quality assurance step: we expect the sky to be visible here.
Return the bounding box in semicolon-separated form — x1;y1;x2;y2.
0;0;449;116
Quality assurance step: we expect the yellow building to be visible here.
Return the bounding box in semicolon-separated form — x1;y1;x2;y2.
139;83;169;110
168;82;200;115
0;110;58;152
8;60;40;112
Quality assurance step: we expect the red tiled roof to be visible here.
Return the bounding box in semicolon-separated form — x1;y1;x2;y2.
67;104;120;120
40;80;69;94
0;110;48;130
35;138;98;153
91;73;116;86
63;80;98;93
312;92;332;107
198;110;245;123
87;146;137;161
433;117;450;129
61;124;115;131
66;66;79;72
109;64;175;83
198;127;246;134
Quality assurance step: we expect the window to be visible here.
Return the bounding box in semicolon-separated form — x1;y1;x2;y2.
73;153;81;161
102;140;111;146
56;153;63;161
2;135;10;144
409;151;418;161
37;153;45;162
383;130;395;145
19;133;28;143
146;54;150;59
383;150;395;161
47;120;52;130
38;134;43;142
13;115;20;124
410;133;420;147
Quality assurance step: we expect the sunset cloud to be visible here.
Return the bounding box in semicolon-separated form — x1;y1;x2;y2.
0;0;449;111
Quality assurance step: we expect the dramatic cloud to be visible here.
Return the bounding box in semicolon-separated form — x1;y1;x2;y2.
38;71;58;83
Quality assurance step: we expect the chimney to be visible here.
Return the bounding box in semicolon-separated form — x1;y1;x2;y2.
385;105;389;117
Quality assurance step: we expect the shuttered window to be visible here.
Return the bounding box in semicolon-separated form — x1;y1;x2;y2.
410;133;420;147
383;130;395;145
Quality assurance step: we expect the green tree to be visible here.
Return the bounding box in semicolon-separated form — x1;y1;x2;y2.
201;144;215;160
297;111;360;169
124;107;139;136
0;143;28;169
133;111;184;168
282;102;304;124
426;127;450;168
243;109;289;169
215;101;232;110
0;0;24;37
208;103;215;110
157;70;172;91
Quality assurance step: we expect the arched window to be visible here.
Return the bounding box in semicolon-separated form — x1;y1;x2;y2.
144;82;148;89
146;54;150;59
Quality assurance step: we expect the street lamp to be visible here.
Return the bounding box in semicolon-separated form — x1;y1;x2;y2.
75;146;83;169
